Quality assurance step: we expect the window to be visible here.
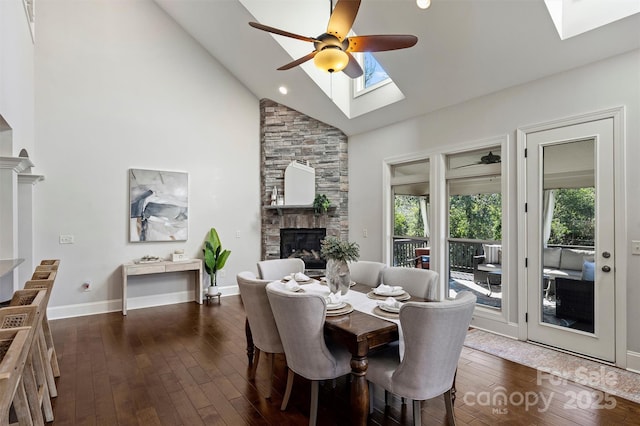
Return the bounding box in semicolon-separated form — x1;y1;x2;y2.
354;52;391;96
446;147;503;309
548;188;595;246
390;159;429;267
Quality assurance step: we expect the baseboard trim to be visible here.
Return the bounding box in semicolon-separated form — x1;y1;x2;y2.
627;350;640;373
48;285;240;320
469;316;519;339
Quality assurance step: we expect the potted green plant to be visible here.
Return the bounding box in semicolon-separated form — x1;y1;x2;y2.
203;227;231;295
320;236;359;295
313;194;331;214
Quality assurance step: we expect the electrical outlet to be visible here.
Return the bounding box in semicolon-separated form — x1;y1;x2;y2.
363;228;368;238
236;230;241;238
219;269;226;278
59;234;74;244
632;240;640;255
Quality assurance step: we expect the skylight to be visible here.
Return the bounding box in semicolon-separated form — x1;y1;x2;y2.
544;0;640;40
354;52;391;96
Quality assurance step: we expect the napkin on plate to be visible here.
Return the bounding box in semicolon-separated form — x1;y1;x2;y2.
374;284;403;294
325;292;345;309
294;272;311;281
284;279;301;292
377;297;403;311
326;292;342;304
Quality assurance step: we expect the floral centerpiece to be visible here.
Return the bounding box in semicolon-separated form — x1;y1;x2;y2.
320;236;359;295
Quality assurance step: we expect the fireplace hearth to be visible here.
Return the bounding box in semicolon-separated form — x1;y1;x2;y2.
280;228;326;269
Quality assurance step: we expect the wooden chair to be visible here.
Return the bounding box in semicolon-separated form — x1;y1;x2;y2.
36;259;60;271
30;270;56;282
9;289;56;422
24;275;60;378
0;328;33;426
1;304;52;425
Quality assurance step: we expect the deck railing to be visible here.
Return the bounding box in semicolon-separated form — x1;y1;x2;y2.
393;238;491;271
392;238;428;267
448;239;487;273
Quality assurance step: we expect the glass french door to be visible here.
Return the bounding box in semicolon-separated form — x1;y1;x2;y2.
390;159;430;268
525;118;615;362
446;147;503;309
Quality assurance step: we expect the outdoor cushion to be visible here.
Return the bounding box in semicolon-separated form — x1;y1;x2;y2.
477;263;501;273
543;267;583;280
543;247;562;269
560;249;594;271
483;244;501;264
582;260;595;281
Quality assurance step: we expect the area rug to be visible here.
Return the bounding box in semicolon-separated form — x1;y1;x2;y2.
464;328;640;404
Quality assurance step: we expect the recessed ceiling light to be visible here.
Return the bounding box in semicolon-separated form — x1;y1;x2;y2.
279;86;288;95
417;0;431;9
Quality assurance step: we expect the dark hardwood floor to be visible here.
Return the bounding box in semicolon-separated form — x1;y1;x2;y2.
48;296;640;425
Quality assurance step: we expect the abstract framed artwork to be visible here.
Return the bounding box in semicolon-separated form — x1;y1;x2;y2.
129;168;188;242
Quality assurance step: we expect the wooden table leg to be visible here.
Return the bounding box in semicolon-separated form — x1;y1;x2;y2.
245;318;254;366
350;355;369;426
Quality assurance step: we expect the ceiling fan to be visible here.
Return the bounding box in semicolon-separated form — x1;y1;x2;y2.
452;152;502;169
248;0;418;78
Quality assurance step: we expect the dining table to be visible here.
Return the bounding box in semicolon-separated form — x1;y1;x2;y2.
245;279;425;426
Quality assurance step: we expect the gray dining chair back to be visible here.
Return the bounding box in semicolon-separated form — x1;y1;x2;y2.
257;258;305;280
382;267;438;300
266;282;352;425
366;291;476;426
236;271;288;399
348;261;386;287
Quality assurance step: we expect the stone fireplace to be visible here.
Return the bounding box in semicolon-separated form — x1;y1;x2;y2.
280;228;327;269
259;99;349;266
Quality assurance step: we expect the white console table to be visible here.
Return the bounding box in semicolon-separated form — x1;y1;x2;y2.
121;259;203;315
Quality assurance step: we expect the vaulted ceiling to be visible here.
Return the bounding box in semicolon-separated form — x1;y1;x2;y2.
155;0;640;136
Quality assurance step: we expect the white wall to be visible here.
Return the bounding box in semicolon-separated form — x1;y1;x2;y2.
0;0;35;156
0;0;36;300
34;0;261;317
348;50;640;351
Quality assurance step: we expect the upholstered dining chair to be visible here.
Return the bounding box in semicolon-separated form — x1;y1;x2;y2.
365;291;476;426
266;282;352;426
236;271;292;399
257;258;305;280
348;260;386;287
382;266;438;300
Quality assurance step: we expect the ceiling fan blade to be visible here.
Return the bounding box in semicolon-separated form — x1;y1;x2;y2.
326;0;361;41
346;35;418;52
342;52;363;78
249;22;317;43
277;51;317;70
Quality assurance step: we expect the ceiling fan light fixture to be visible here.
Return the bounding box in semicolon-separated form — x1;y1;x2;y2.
416;0;431;9
313;46;349;73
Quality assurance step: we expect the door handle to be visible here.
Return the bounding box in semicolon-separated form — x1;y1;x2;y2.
602;265;611;272
602;251;611;258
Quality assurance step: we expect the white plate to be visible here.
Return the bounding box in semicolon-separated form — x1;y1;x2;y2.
377;302;401;313
326;301;347;310
374;287;405;297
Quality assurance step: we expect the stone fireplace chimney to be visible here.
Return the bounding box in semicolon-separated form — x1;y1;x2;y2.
259;99;348;265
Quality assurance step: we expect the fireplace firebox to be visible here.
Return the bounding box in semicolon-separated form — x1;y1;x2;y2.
280;228;326;269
